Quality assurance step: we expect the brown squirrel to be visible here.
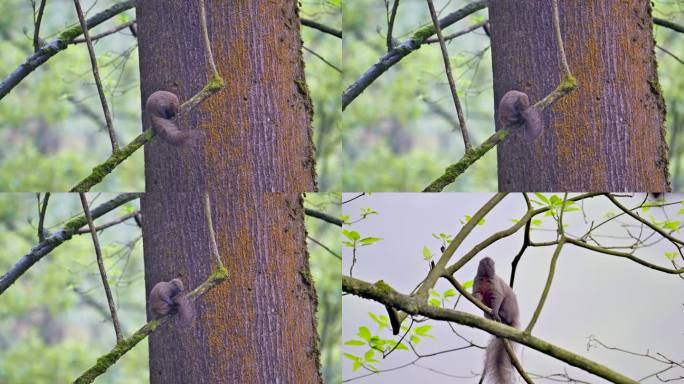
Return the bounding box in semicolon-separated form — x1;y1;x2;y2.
149;278;194;326
145;90;204;146
498;90;542;141
473;257;520;384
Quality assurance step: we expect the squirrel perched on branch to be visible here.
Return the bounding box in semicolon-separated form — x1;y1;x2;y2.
149;278;194;327
498;90;542;141
145;91;204;147
473;257;520;384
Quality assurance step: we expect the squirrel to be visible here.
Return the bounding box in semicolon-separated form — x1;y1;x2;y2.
149;278;194;326
473;257;520;384
145;90;204;146
498;90;542;141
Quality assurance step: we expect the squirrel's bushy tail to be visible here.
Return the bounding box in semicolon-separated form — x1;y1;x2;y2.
485;337;514;384
174;293;195;327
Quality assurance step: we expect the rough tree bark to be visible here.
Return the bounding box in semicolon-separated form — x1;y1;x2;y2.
492;0;668;191
137;1;320;383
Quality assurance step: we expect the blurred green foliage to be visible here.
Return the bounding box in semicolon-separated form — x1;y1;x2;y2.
342;0;684;191
302;0;342;191
0;194;147;383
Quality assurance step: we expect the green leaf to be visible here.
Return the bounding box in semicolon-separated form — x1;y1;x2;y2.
395;342;409;351
423;246;432;260
368;312;388;329
535;193;549;204
462;280;473;290
358;326;371;341
360;237;382;245
414;325;433;336
364;349;375;361
664;251;677;260
443;288;456;298
429;298;441;307
345;340;366;346
344;353;360;362
352;361;362;371
343;230;361;241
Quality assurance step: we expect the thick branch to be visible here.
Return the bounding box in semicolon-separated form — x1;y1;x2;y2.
0;193;140;295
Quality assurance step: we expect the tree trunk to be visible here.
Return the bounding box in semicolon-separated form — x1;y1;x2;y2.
491;0;669;191
137;1;321;382
142;192;321;383
137;0;317;194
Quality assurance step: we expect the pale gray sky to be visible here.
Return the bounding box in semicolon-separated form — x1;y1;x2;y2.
342;193;684;383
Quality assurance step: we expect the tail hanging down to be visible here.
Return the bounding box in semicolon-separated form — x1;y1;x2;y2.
484;337;514;384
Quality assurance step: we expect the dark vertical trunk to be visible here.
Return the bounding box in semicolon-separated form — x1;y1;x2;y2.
491;0;668;191
137;0;320;382
137;0;316;194
142;191;321;383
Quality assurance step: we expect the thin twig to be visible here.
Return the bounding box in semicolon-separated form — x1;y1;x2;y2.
551;0;571;77
425;0;471;150
303;45;341;73
425;21;486;44
386;0;400;51
198;0;219;78
73;0;119;151
656;44;684;65
79;193;124;343
510;193;532;287
307;235;341;260
73;20;135;44
525;238;565;333
203;193;224;268
37;192;50;242
75;210;139;234
33;0;48;52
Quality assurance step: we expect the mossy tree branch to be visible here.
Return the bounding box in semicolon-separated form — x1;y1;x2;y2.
72;267;229;384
